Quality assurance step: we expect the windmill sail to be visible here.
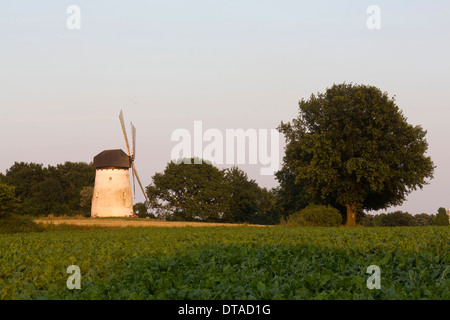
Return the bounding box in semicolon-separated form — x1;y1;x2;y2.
131;122;136;161
132;163;149;203
130;122;137;198
132;166;136;199
119;110;147;204
119;110;131;157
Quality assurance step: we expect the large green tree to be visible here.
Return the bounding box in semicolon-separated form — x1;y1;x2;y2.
279;83;435;226
146;158;230;221
223;166;277;224
146;160;276;224
222;166;260;222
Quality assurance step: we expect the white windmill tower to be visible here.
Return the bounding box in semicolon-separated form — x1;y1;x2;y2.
91;110;148;217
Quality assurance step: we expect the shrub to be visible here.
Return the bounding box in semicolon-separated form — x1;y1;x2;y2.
284;204;342;227
0;214;45;234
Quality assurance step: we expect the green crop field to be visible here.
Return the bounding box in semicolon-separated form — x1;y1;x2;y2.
0;226;449;300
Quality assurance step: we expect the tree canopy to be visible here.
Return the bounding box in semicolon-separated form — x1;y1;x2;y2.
146;158;231;221
146;159;276;224
278;83;435;226
223;166;278;224
0;161;95;216
273;166;310;220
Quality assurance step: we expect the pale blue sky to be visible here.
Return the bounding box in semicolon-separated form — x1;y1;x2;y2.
1;1;449;214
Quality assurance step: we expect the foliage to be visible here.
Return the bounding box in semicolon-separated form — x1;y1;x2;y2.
0;215;44;234
0;226;448;299
254;187;280;225
0;162;95;216
0;184;21;217
283;204;342;227
223;167;277;224
433;207;450;226
363;211;420;227
413;213;435;226
146;159;278;224
0;162;46;200
222;167;260;223
278;83;435;226
273;166;309;220
147;158;230;221
133;202;156;219
79;186;94;215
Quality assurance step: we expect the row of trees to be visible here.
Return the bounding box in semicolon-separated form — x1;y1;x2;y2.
362;209;449;227
145;159;278;224
0;162;95;216
0;159;448;226
278;205;449;227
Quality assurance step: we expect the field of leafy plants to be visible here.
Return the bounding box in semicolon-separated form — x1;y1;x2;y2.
0;226;449;300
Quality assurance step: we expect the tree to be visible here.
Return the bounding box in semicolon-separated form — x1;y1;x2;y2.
80;186;94;216
54;162;96;212
133;202;155;218
30;177;67;215
363;211;416;227
0;162;46;200
273;166;309;220
379;211;416;227
221;167;279;224
278;83;435;226
0;184;21;217
254;187;280;225
146;158;230;221
0;161;95;216
222;167;260;223
433;207;449;226
414;213;434;226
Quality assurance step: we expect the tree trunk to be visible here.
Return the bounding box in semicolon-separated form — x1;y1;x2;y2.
345;203;357;227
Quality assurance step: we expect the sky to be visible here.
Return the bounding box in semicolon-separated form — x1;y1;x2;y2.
1;1;449;214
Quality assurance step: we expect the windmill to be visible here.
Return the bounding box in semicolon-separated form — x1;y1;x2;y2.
91;110;148;217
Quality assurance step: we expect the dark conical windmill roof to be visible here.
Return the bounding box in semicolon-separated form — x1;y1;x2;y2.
93;149;131;169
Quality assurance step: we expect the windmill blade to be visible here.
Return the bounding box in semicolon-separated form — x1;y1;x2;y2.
132;165;136;199
132;163;148;203
119;110;131;156
131;122;136;161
